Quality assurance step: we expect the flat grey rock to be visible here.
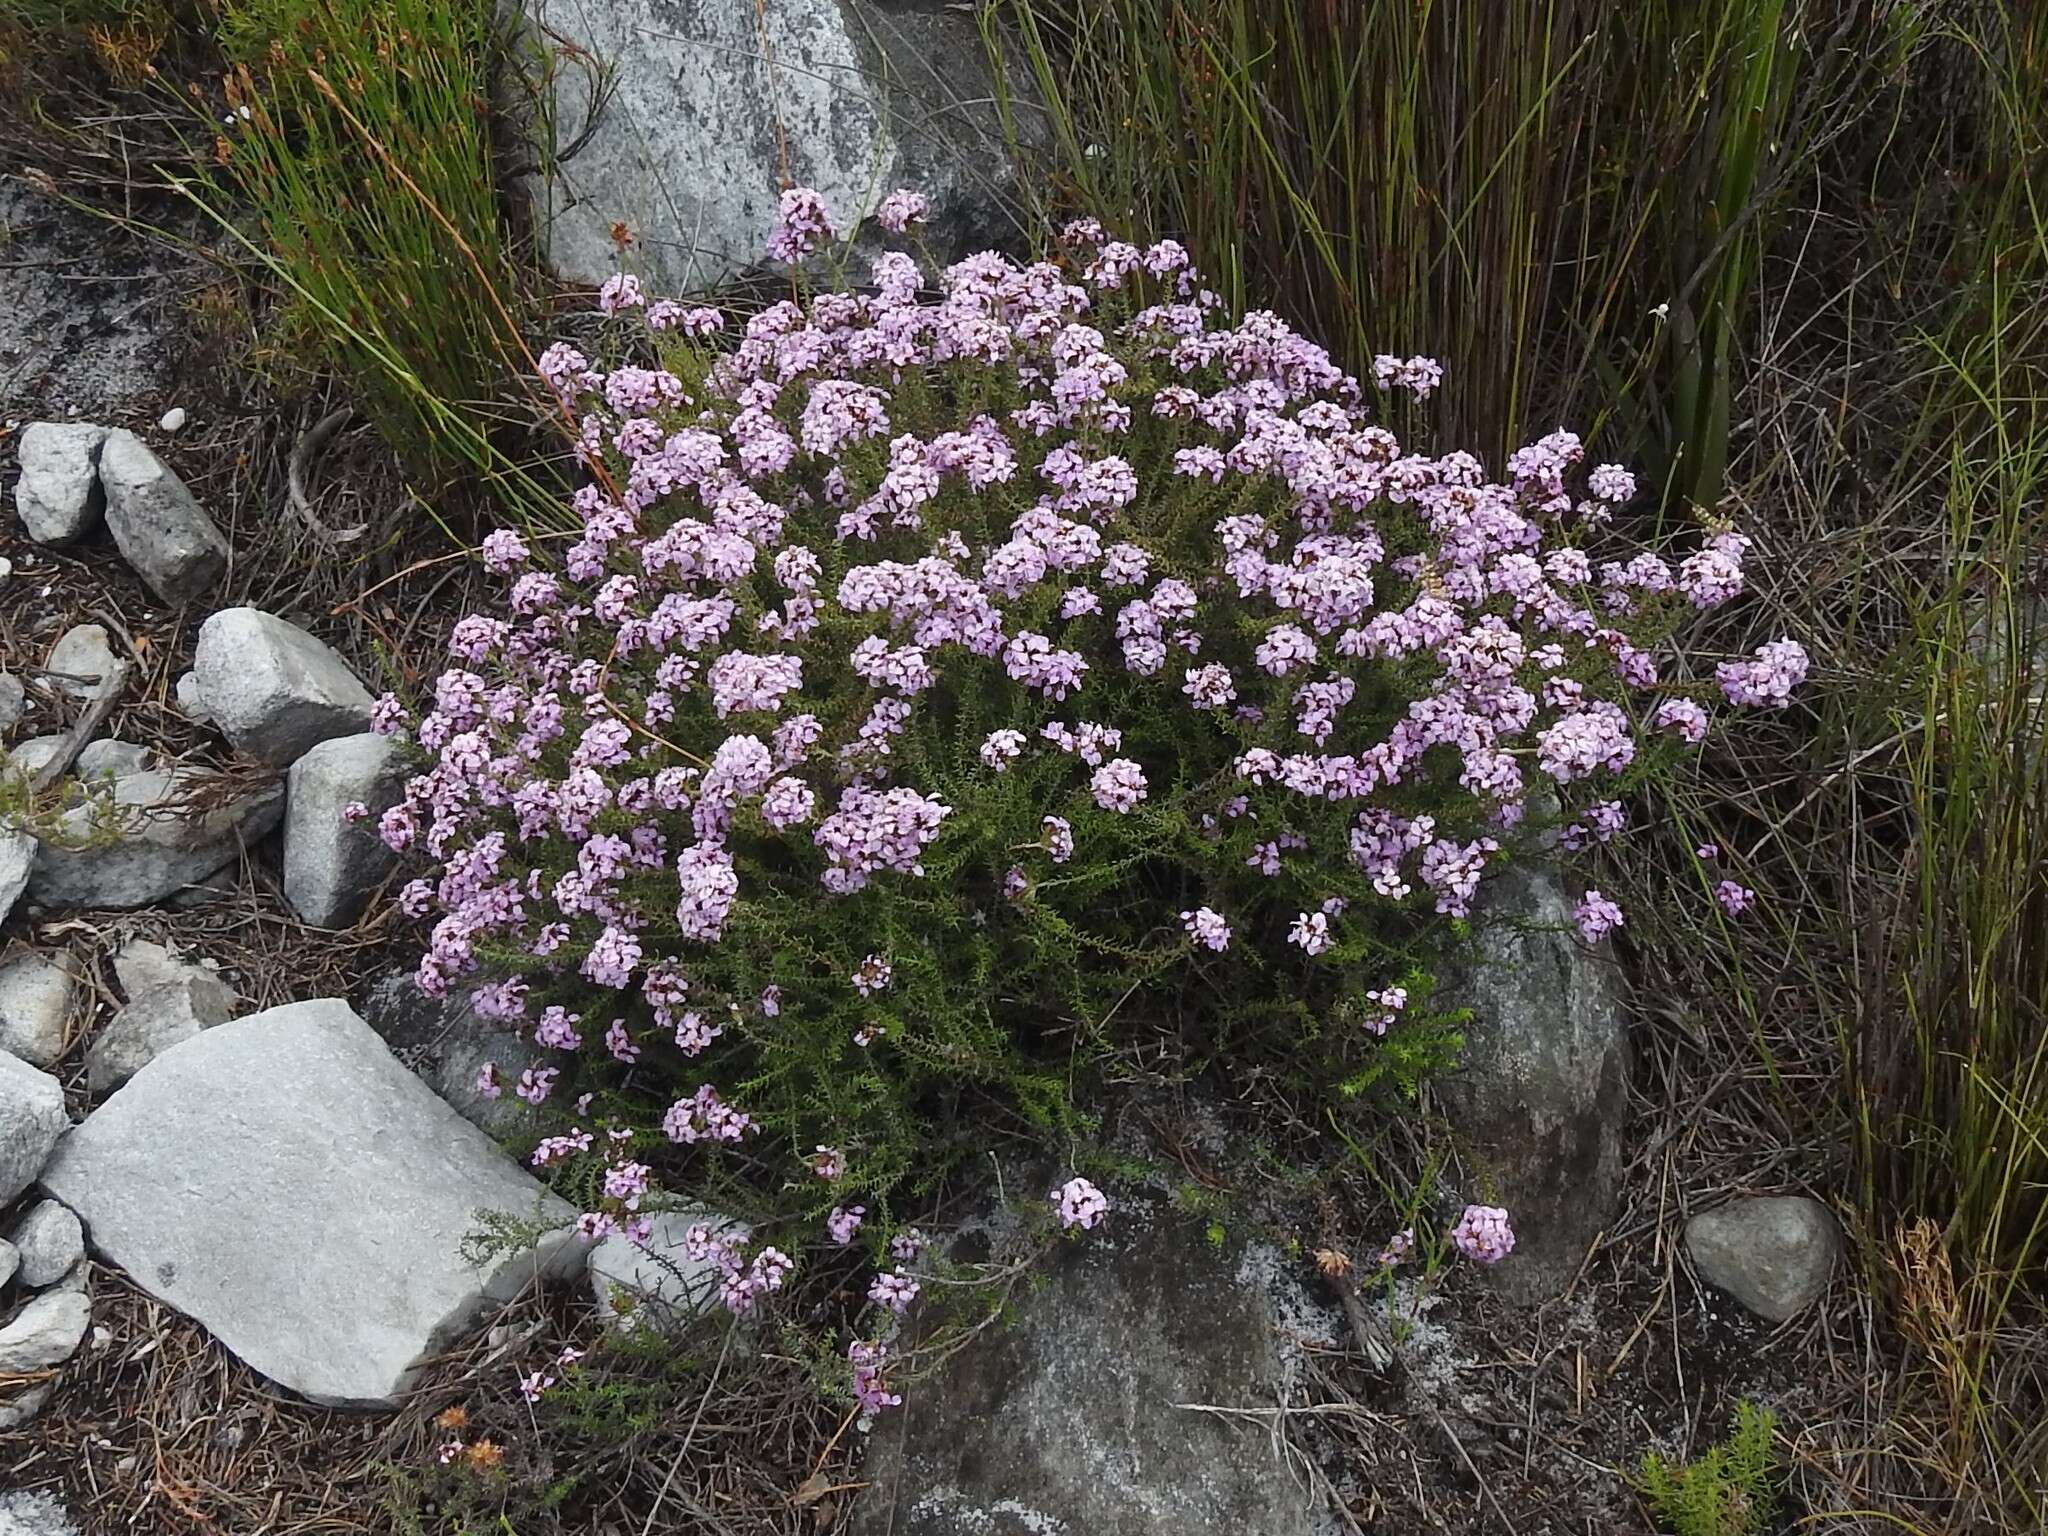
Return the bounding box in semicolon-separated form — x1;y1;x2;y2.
13;422;108;545
0;830;31;929
10;1199;84;1288
42;998;583;1407
44;623;117;701
76;738;150;779
87;974;238;1096
284;732;405;926
1437;863;1627;1303
852;1197;1338;1536
193;608;375;766
27;766;283;909
0;177;184;422
0;949;78;1068
0;1486;79;1532
0;1290;89;1373
0;672;24;734
1684;1195;1839;1322
519;0;1029;294
97;429;230;605
0;1239;15;1290
588;1209;742;1331
0;1049;66;1206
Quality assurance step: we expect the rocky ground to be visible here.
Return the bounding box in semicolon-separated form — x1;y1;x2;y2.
0;48;1894;1536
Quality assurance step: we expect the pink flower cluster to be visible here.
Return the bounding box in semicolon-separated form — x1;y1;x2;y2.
1450;1204;1516;1264
376;190;1805;1398
1052;1176;1110;1230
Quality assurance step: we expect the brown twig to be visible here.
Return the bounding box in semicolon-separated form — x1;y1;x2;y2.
287;406;367;546
31;658;133;793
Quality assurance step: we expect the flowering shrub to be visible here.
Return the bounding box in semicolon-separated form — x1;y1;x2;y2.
374;192;1803;1409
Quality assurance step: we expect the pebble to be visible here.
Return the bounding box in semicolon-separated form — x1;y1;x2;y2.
158;406;188;433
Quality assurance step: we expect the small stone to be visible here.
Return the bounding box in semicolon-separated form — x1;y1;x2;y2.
157;406;188;434
5;735;67;781
283;733;405;927
192;608;375;765
97;429;231;605
0;830;31;929
13;422;109;545
27;766;284;908
0;1239;16;1289
75;738;150;779
0;1384;59;1433
0;1290;91;1373
0;950;78;1068
113;938;232;1000
10;1200;84;1288
588;1209;742;1331
1684;1195;1840;1323
0;1049;65;1206
87;975;239;1095
174;670;213;725
42;998;582;1407
0;672;24;733
44;623;117;701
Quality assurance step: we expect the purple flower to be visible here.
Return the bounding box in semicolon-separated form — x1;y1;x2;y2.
1717;639;1809;709
675;844;740;942
767;186;834;263
1574;889;1625;943
876;188;930;233
980;728;1027;770
1181;906;1231;952
597;273;644;315
868;1270;921;1313
1090;758;1148;813
1041;816;1075;864
1714;879;1756;915
853;953;893;996
1288;911;1332;955
1051;1176;1109;1230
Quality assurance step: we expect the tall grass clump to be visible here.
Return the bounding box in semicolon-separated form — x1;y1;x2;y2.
1609;7;2048;1526
196;0;555;517
1864;31;2048;1512
990;0;1916;510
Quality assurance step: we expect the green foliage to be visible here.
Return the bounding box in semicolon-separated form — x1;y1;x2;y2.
1636;1401;1782;1536
496;293;1636;1241
989;0;1922;509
